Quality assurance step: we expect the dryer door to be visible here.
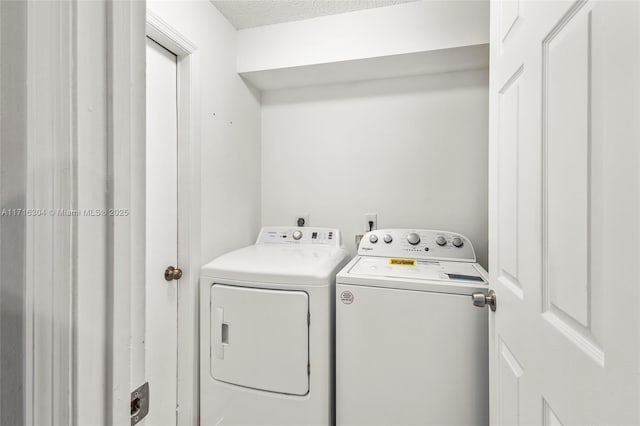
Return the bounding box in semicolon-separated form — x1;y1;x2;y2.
210;284;309;395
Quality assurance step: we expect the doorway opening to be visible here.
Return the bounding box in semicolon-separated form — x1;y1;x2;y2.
143;12;200;426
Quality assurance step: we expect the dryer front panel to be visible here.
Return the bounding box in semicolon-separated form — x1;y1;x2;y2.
210;284;309;395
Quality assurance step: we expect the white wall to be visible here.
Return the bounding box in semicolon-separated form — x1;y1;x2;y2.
237;0;488;73
147;0;262;262
261;69;489;268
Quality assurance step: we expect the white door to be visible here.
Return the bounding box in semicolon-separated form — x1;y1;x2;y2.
211;284;309;395
489;1;640;424
146;36;179;426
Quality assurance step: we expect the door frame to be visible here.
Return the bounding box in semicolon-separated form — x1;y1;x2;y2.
145;10;201;426
0;1;199;423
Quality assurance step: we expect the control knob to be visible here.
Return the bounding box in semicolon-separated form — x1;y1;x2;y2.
407;232;420;246
292;230;303;240
369;234;378;244
383;234;393;244
436;236;447;246
452;237;464;247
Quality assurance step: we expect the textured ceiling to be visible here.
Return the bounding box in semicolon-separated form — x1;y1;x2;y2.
211;0;419;29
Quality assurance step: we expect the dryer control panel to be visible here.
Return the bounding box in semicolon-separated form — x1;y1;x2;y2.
257;226;342;247
358;229;476;262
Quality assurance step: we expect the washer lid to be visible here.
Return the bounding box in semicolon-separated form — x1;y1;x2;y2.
347;257;486;284
201;244;351;286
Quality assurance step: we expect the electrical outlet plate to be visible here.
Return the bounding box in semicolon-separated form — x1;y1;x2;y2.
295;213;309;227
365;213;377;232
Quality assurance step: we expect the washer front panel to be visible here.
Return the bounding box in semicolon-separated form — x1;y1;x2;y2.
336;283;489;425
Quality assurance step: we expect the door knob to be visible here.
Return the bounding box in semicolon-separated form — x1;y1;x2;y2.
164;266;182;281
472;290;496;311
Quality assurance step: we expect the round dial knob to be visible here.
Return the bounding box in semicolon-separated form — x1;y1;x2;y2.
369;234;378;244
452;237;464;247
383;234;393;244
292;230;303;240
436;236;447;246
407;232;421;245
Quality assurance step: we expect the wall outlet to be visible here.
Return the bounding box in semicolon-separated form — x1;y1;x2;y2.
365;213;377;232
295;213;309;227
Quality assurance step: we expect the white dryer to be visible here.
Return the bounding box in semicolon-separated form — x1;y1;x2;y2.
200;226;350;426
336;229;489;426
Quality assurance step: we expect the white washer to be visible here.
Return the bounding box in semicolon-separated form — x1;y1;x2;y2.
200;226;350;426
336;229;489;426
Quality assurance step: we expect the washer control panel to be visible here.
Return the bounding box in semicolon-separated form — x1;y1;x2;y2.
358;229;476;262
257;226;341;247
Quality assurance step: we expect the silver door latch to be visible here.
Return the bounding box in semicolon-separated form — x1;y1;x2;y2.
472;290;497;312
131;382;149;425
